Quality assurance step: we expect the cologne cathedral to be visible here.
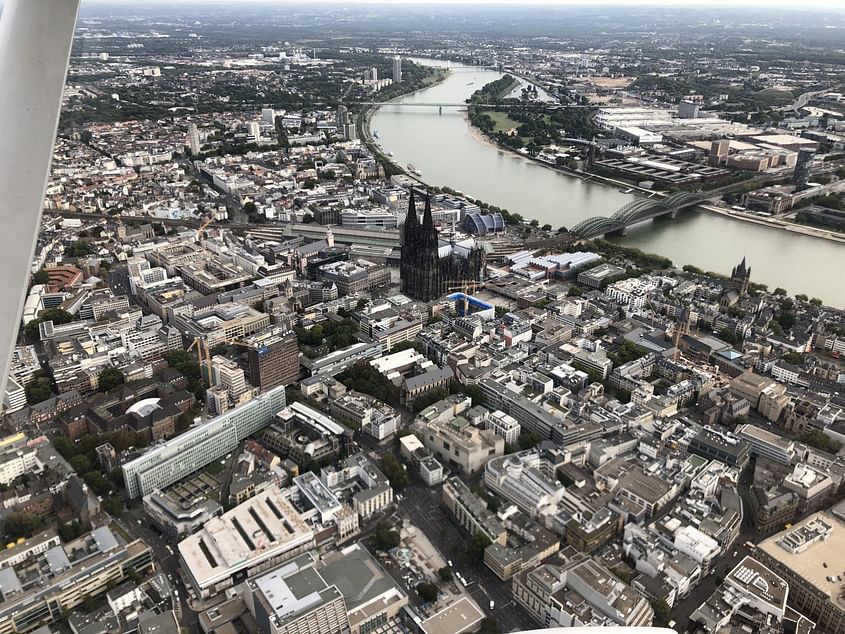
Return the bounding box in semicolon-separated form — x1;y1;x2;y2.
400;189;486;302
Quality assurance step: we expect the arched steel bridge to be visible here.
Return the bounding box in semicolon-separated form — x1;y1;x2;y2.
569;191;705;239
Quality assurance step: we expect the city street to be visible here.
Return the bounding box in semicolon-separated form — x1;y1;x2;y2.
116;508;200;632
396;482;534;633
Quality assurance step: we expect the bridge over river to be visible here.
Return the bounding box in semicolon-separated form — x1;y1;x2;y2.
569;191;706;239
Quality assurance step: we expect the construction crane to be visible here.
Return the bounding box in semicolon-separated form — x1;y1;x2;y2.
196;216;214;246
443;279;487;317
187;336;213;386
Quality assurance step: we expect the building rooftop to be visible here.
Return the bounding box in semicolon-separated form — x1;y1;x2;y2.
757;511;845;610
421;597;484;634
178;488;313;589
319;542;405;612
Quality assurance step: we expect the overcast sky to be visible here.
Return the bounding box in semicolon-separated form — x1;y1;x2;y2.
90;0;845;6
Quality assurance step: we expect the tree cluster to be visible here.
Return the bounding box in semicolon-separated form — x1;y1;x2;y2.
294;318;358;356
337;360;400;406
97;367;125;393
372;521;401;551
381;453;409;490
607;340;647;367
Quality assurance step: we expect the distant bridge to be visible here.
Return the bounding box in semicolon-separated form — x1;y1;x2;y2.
358;101;590;109
570;191;705;239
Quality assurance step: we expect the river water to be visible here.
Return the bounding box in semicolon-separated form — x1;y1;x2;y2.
372;59;845;307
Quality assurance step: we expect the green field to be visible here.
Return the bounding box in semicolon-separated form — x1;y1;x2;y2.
486;110;522;134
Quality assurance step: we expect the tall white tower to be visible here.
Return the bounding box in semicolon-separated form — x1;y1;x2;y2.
392;56;402;83
187;123;201;155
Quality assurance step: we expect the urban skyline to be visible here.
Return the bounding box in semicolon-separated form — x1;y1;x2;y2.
0;2;842;634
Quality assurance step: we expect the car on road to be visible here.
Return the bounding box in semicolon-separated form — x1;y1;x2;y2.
489;600;495;611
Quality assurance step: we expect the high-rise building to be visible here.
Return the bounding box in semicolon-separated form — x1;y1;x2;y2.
370;66;378;81
678;101;700;119
248;121;261;142
400;190;486;302
261;108;276;124
246;329;300;391
187;123;201;155
708;139;730;166
336;104;348;127
793;148;814;191
392;56;402;83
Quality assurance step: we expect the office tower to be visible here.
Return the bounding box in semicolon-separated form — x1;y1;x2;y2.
371;66;378;81
247;329;300;391
793;148;814;191
261;108;275;124
248;121;261;142
678;101;700;119
393;56;402;83
708;139;730;166
337;104;349;127
187;123;201;155
210;355;249;400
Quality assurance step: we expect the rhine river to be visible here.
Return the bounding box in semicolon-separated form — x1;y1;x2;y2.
371;59;845;307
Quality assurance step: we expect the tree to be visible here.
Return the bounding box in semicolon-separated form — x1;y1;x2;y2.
795;293;809;302
302;213;315;223
25;377;54;405
32;269;49;285
773;287;787;296
541;224;552;232
463;384;484;406
98;367;125;392
464;532;492;563
69;455;92;474
718;328;740;346
416;582;439;603
782;352;804;365
800;430;841;453
337;360;399;406
608;340;648;366
102;496;124;517
3;512;42;540
58;519;86;542
70;241;92;258
381;453;409;490
40;308;73;324
809;297;823;306
243;201;257;215
517;432;541;451
83;471;111;496
82;595;98;613
372;521;401;551
438;566;453;583
650;598;671;627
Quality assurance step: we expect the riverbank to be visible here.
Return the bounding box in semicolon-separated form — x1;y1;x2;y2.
462;111;660;196
463;107;845;245
700;204;845;245
359;66;452;178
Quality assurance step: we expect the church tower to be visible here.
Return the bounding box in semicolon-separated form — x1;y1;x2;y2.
400;189;486;302
731;256;751;296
